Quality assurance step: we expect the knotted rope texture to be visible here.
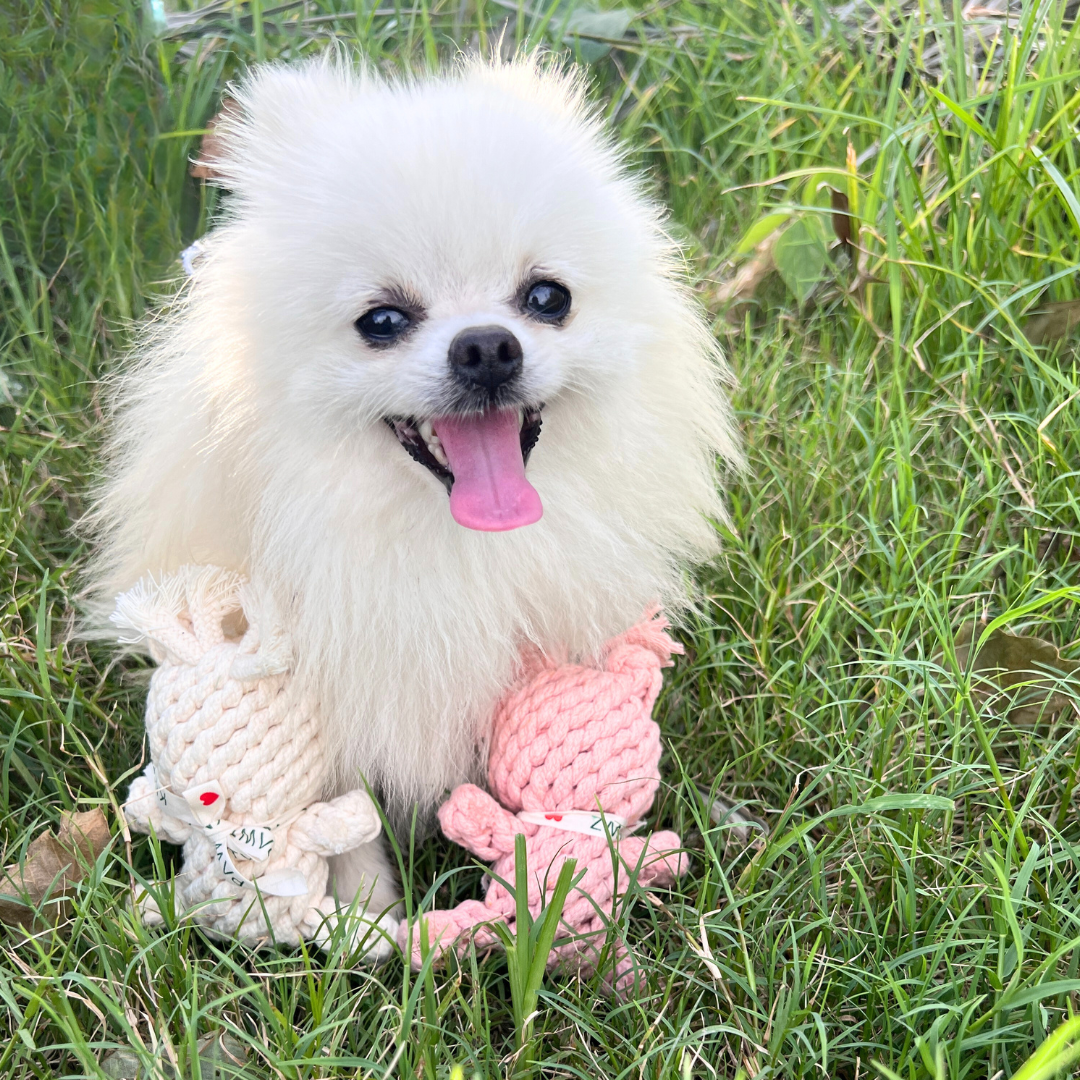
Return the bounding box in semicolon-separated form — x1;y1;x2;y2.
114;566;385;950
399;611;689;995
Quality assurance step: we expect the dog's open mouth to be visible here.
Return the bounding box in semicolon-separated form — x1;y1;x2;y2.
385;407;543;532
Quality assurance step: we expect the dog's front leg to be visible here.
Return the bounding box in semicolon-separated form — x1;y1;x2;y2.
327;837;402;961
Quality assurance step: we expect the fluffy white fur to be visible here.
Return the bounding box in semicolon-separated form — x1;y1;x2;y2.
88;54;741;911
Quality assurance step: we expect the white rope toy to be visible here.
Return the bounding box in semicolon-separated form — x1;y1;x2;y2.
114;565;396;957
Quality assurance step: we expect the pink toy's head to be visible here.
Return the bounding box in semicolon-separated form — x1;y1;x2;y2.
486;615;681;823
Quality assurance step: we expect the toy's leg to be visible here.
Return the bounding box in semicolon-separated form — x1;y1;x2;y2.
307;901;401;962
327;837;402;961
401;894;501;972
609;940;641;997
135;887;167;928
398;900;503;971
552;923;640;997
618;832;688;887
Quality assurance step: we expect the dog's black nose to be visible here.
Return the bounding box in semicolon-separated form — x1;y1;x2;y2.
448;325;523;394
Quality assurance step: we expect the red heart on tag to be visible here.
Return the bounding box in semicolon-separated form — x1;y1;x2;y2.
546;814;562;822
199;792;219;806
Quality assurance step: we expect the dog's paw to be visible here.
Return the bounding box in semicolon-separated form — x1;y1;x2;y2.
352;911;401;964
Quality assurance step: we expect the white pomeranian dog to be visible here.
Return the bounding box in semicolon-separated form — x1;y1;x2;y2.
88;54;741;921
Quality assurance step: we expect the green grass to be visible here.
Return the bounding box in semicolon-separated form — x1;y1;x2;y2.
4;0;1080;1076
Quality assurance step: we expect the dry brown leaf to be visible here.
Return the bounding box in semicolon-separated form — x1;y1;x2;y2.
701;788;767;857
1025;299;1080;346
190;97;239;182
0;809;111;928
827;167;885;311
713;230;779;325
952;622;1079;724
1037;531;1080;564
830;187;853;251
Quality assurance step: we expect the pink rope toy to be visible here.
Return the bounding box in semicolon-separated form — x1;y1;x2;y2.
398;611;690;994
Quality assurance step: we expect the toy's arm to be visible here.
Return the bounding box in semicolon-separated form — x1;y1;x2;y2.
438;784;525;862
290;790;382;857
124;765;193;845
617;831;689;888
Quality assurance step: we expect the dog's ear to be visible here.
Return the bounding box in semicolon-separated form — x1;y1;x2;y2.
190;96;240;185
186;62;361;198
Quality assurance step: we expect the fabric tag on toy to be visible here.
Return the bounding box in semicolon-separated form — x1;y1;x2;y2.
152;783;307;896
517;810;626;840
209;836;306;896
180;781;230;826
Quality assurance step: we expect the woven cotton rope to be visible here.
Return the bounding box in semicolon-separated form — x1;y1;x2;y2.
114;565;395;954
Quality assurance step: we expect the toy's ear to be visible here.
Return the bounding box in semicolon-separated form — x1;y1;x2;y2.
111;565;244;665
228;578;294;680
602;609;683;672
514;640;571;684
516;643;552;682
190;97;240;184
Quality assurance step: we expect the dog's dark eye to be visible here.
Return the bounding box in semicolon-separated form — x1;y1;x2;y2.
355;307;411;344
522;281;571;322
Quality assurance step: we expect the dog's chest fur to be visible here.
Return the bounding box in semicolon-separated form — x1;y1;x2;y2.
247;418;691;819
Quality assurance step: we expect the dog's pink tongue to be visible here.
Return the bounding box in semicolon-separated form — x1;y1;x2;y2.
433;409;542;531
